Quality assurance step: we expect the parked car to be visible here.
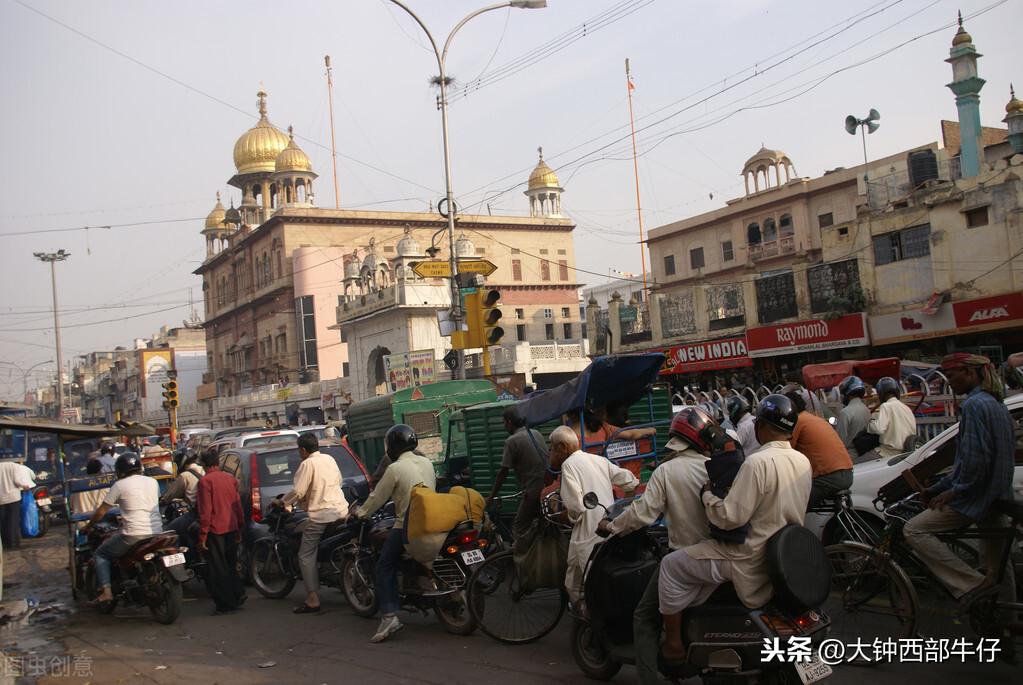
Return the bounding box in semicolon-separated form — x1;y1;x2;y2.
206;429;299;456
295;425;330;441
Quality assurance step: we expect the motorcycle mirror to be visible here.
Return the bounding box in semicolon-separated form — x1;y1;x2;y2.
827;416;838;427
583;492;600;510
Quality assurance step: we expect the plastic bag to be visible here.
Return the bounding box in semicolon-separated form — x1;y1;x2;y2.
514;519;568;593
21;491;39;538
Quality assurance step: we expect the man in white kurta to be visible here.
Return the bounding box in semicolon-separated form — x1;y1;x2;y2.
657;400;812;662
867;395;917;458
552;426;638;603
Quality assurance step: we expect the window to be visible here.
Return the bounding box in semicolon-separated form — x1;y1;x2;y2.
383;245;394;253
763;218;777;242
966;207;989;228
516;324;526;341
689;247;705;270
664;254;676;276
747;222;761;245
539;249;548;255
558;260;569;280
511;248;520;254
563;323;573;339
838;226;849;237
755;271;798;323
540;261;550;281
295;296;318;371
561;307;570;318
515;308;525;320
543;308;553;319
779;214;793;237
818;212;834;228
342;362;349;377
545;323;555;340
512;259;522;281
557;249;566;255
721;240;734;262
873;224;931;266
808;259;861;313
475;247;485;255
707;284;745;330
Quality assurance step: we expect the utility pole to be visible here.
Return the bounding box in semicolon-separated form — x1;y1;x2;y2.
34;250;70;420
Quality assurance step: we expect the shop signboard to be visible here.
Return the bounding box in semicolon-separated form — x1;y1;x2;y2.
384;349;438;393
747;313;869;358
952;292;1023;333
869;305;956;346
659;336;752;375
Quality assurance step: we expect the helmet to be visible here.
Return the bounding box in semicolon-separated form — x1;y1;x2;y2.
384;424;418;459
698;401;724;424
114;453;143;479
756;394;799;435
838;376;866;402
726;395;751;425
876;376;901;401
100;443;115;455
667;406;726;454
781;383;808;413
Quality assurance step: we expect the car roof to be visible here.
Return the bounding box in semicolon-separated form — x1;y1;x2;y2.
238;429;299;439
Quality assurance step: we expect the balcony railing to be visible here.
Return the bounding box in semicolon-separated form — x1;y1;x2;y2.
748;234;796;261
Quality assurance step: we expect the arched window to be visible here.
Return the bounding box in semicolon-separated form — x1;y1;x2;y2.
779;213;794;237
272;239;283;277
747;222;761;245
763;217;778;243
262;252;270;283
255;259;262;289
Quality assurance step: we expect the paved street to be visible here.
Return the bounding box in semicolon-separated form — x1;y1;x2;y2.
0;533;1013;685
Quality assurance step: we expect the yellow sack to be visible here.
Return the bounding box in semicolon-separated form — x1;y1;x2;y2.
406;486;485;540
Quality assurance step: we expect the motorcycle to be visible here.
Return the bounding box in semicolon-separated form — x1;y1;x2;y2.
162;498;207;583
30;484;53;537
573;492;833;684
340;508;487;636
79;520;188;624
248;497;356;599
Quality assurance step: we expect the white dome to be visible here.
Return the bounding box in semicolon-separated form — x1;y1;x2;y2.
454;234;475;258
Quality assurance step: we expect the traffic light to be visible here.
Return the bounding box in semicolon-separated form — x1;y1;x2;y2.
162;380;179;408
453;291;482;350
479;288;503;346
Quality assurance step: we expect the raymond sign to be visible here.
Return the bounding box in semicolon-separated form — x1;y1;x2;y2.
953;292;1023;333
660;337;752;375
747;313;869;358
384;349;437;393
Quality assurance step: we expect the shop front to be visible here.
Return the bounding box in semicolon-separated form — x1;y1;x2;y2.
746;313;871;385
656;336;754;391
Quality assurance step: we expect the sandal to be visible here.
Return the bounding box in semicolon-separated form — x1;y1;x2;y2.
293;603;321;614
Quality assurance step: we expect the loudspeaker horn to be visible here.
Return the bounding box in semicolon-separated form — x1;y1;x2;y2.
844;115;859;135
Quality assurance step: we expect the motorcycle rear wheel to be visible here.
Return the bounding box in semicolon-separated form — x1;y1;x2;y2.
34;512;50;537
341;554;379;617
435;589;477;636
250;539;296;599
571;618;621;680
148;569;183;624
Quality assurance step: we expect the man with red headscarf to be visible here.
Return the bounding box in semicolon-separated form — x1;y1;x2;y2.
903;353;1015;609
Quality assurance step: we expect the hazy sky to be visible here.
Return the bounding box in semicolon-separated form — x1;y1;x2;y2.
1;0;1019;400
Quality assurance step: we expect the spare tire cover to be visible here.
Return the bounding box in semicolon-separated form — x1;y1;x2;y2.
765;524;831;611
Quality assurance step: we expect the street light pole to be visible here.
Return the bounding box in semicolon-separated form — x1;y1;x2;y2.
387;1;546;380
0;360;54;400
33;250;70;420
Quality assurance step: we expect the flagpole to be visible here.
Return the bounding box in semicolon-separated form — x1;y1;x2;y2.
325;55;341;209
625;58;648;298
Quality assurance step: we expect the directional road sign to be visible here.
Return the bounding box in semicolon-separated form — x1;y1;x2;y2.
411;259;498;279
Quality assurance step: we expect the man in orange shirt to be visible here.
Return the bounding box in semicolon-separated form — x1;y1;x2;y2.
783;385;854;509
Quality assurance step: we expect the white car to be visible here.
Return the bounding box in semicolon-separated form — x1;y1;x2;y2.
808;393;1023;542
206;429;300;456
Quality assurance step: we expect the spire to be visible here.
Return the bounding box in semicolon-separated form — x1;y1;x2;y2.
537;146;543;161
257;88;268;118
287;124;294;141
216;190;221;202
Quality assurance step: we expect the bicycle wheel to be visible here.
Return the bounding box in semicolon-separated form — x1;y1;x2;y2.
824;542;919;645
467;551;566;645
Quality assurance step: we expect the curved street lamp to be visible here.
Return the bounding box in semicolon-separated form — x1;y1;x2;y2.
0;359;54;401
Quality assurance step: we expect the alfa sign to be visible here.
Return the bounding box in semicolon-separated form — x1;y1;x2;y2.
953;292;1023;332
411;259;498;279
747;313;869;358
660;337;752;375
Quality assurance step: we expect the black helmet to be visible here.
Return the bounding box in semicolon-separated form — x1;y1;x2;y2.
876;376;901;401
781;383;808;413
100;443;115;455
756;394;799;435
726;395;751;425
384;424;418;459
114;452;144;479
838;375;866;402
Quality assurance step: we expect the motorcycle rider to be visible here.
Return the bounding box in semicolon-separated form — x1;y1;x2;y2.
866;376;917;458
836;376;870;460
96;443;117;473
354;424;436;643
83;453;163;605
725;395;759;453
276;432;347;615
596;407;721;685
782;384;854;509
658;394;812;663
161;451;205;547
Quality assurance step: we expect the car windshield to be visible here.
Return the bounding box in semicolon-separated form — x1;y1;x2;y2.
243;434;297;448
257;445;362;486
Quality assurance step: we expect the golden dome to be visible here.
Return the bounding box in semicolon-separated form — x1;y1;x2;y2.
203;192;226;232
274;126;313;173
527;147;561;190
1007;85;1023;114
233;90;290;175
951;12;972;46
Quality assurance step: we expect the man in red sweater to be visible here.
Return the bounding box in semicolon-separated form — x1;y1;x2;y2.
197;450;246;615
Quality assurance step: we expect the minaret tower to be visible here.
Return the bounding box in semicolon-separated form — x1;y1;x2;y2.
946;11;985;177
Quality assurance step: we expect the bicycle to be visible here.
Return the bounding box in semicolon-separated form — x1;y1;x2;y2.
824;492;1022;661
807;487;882;547
467;491;569;644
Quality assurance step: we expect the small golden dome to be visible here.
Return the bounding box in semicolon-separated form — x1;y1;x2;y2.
527;147;561;190
203;192;226;232
951;11;972;46
233;90;290;175
274;126;313;173
1006;85;1023;114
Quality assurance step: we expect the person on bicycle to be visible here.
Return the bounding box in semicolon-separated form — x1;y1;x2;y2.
276;432;347;616
354;424;435;643
726;395;759;454
782;384;853;509
657;394;812;664
597;407;725;685
484;406;549;554
865;376;917;459
904;353;1015;610
83;453;163;606
836;376;870;460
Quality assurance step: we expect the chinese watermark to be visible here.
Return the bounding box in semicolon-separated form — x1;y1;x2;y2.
761;637;1001;665
1;655;94;678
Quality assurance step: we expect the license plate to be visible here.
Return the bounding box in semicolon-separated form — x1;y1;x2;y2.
605;440;638;459
793;654;832;685
460;549;485;565
162;553;186;567
36;498;51;507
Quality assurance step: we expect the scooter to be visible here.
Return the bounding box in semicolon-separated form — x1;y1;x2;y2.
31;485;53;537
340;508;488;636
80;520;189;624
572;492;833;684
